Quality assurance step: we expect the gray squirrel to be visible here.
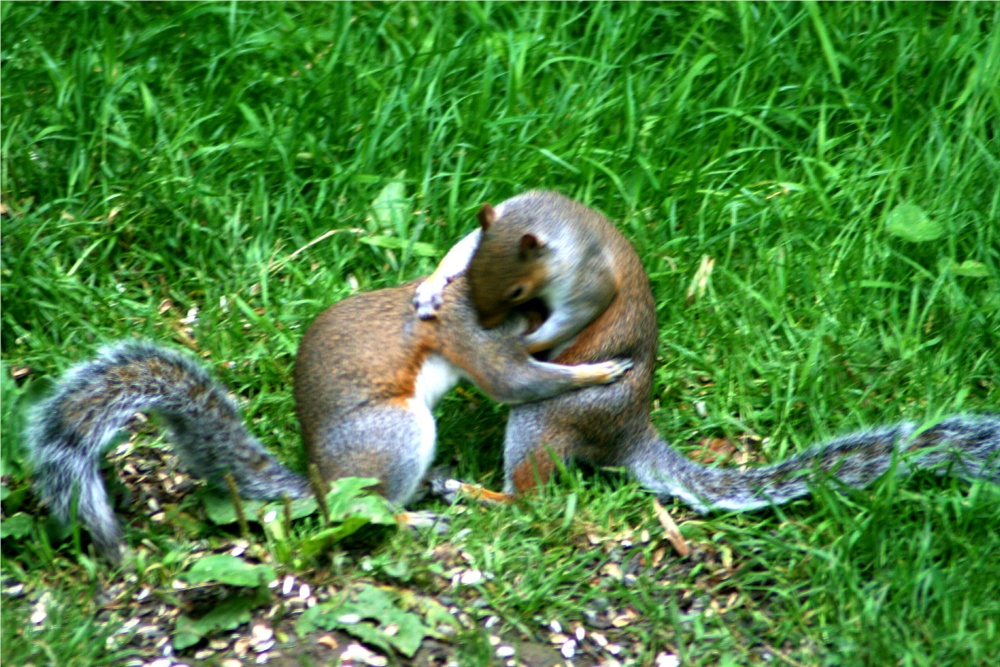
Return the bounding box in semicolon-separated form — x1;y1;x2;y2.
27;277;631;563
413;190;1000;506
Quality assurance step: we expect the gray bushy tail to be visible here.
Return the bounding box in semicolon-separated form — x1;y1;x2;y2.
27;340;310;562
627;414;1000;512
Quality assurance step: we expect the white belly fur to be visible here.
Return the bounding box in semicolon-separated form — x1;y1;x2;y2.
407;354;463;471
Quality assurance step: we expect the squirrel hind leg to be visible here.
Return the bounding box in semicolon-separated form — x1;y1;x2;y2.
502;418;578;495
310;402;437;507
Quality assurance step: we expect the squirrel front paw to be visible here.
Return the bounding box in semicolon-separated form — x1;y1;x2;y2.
426;472;511;506
427;474;462;503
597;358;634;384
413;275;449;320
396;510;450;533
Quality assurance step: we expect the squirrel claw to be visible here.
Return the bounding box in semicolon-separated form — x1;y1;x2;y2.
413;277;448;320
396;510;449;533
427;476;463;503
602;358;634;383
427;474;511;506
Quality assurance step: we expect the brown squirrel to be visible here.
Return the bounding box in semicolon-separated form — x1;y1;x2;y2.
415;190;1000;508
27;274;631;562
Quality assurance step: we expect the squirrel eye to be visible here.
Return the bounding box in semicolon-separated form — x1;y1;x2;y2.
506;285;526;302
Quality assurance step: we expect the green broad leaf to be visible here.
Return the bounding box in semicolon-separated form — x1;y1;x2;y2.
0;512;34;539
300;515;379;554
950;260;989;278
335;620;395;655
173;588;271;650
359;235;438;257
324;478;396;521
172;620;203;651
179;554;276;587
884;203;944;242
202;493;319;526
369;608;429;657
419;597;461;632
300;480;397;555
203;478;395;556
296;584;435;658
370;172;409;230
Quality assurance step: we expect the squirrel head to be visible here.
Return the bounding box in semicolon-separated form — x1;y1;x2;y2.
467;202;550;329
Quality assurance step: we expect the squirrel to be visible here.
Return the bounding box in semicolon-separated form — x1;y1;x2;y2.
414;194;619;355
27;275;632;562
414;190;1000;507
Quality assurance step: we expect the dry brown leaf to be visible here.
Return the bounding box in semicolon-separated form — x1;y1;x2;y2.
652;498;690;557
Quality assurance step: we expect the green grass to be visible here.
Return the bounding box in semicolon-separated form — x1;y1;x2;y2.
3;2;999;665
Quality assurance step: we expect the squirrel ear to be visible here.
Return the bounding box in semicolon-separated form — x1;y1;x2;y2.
518;233;544;259
477;203;496;230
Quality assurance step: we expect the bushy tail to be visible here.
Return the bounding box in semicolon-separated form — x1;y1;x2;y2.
27;340;310;561
628;414;1000;513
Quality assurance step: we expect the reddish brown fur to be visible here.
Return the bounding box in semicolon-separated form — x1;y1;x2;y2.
478;203;496;229
510;450;561;493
